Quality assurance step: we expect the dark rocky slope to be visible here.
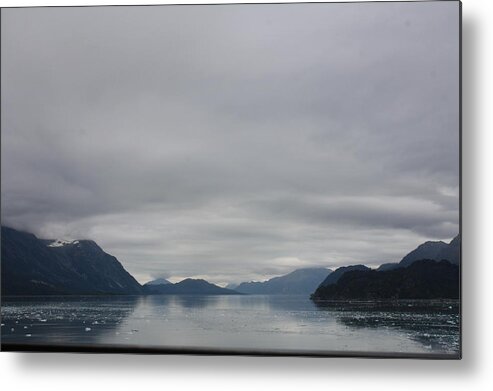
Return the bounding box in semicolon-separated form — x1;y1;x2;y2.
1;226;143;296
311;260;459;300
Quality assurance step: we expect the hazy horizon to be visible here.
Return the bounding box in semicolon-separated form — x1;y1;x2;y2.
1;2;460;285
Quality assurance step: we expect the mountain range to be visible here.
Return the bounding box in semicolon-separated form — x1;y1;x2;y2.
1;226;238;296
143;278;240;295
235;267;332;295
1;226;460;299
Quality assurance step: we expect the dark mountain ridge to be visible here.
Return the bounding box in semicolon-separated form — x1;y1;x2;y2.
399;234;460;267
1;226;143;295
311;260;459;300
376;234;460;271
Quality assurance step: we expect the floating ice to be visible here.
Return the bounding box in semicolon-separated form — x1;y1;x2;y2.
85;327;91;332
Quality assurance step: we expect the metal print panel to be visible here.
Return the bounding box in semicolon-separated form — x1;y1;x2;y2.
0;1;461;358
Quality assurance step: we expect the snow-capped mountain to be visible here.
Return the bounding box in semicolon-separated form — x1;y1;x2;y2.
1;226;143;296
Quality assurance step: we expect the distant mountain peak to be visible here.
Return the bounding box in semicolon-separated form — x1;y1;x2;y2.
235;267;332;295
181;278;202;283
143;277;240;295
399;234;460;267
144;278;171;286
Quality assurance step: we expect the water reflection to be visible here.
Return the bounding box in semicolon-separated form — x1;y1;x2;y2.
1;295;460;355
143;294;223;309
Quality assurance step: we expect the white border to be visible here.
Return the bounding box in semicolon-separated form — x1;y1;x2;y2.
1;0;492;390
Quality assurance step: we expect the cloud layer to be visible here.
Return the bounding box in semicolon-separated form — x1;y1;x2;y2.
1;2;460;284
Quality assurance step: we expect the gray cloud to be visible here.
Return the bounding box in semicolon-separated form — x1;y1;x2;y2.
1;2;460;284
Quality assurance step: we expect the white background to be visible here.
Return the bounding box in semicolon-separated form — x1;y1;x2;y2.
0;0;490;390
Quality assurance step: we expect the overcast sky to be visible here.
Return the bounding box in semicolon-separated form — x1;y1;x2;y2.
1;2;460;285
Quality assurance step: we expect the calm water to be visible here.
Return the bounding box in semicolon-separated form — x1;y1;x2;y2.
1;295;460;356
